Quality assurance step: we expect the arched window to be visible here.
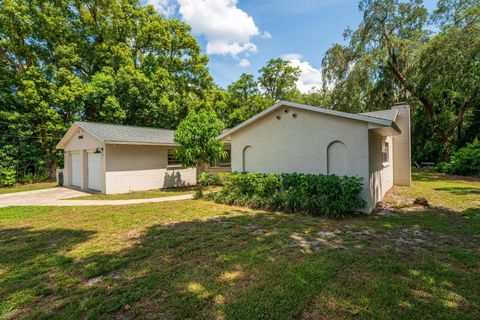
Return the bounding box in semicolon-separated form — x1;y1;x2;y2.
327;141;347;176
242;146;253;172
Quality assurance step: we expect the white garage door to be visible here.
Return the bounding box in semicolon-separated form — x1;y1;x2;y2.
71;153;81;187
88;152;102;191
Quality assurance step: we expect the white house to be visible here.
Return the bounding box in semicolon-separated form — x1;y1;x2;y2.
217;101;411;213
56;122;196;194
57;101;411;213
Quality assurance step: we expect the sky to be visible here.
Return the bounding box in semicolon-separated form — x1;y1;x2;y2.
143;0;438;92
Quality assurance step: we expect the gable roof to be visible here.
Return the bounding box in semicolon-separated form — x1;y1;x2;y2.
56;122;175;149
217;101;401;140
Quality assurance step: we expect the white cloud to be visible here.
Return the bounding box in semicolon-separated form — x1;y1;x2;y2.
147;0;177;16
282;54;323;93
238;58;250;67
262;31;272;39
177;0;260;56
281;53;303;61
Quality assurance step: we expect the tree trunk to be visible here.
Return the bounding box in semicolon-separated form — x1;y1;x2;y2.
46;159;57;179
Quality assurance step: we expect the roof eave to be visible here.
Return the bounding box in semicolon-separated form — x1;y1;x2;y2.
217;100;395;140
104;141;178;146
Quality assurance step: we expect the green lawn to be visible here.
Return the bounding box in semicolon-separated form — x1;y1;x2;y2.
0;171;479;319
387;169;480;211
67;186;220;200
0;181;57;195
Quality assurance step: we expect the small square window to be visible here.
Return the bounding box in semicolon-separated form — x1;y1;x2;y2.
167;149;182;166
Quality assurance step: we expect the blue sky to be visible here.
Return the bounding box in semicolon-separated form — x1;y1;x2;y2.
144;0;438;91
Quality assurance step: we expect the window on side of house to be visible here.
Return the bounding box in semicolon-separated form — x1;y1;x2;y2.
212;149;231;168
382;139;390;164
167;149;182;166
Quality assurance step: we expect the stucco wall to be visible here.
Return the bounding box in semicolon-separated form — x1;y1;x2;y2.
64;130;103;152
368;133;394;210
392;104;411;186
104;144;196;194
63;128;106;191
229;106;372;212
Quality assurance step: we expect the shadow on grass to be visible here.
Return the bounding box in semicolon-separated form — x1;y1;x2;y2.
1;212;479;319
433;187;480;195
0;227;96;318
412;170;480;183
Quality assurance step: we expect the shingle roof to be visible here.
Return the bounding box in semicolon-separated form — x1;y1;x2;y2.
56;122;175;149
77;122;174;144
359;109;399;122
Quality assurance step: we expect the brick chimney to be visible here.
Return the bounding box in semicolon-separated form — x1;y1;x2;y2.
392;102;411;186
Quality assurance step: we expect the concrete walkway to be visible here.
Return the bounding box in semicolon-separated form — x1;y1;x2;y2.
0;187;193;208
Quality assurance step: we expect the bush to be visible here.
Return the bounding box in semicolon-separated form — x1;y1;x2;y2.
198;172;219;186
0;169;17;187
18;170;49;184
209;172;365;218
437;139;480;176
216;172;231;185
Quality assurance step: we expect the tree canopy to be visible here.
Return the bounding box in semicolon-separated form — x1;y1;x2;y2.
0;0;212;179
173;109;226;170
321;0;480;161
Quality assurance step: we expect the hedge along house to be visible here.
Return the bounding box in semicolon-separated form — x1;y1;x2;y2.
56;122;196;194
218;101;411;213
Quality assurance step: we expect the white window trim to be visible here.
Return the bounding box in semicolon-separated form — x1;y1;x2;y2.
382;139;390;167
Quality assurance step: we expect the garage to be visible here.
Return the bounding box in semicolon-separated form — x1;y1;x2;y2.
87;152;102;191
57;121;197;194
71;153;81;187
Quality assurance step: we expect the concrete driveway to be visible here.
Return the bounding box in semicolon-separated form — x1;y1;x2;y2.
0;187;193;208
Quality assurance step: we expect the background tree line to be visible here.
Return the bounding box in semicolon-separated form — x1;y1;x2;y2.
0;0;479;185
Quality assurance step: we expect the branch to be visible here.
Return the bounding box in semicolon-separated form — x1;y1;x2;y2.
380;25;436;121
443;86;479;138
0;48;24;73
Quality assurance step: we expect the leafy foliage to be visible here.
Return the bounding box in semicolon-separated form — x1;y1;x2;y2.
208;172;366;218
258;58;301;101
321;0;480;161
198;172;219;187
437;139;480;175
0;0;212;179
174;109;226;169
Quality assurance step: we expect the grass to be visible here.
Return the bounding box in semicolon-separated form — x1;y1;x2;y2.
67;186;220;200
389;169;480;211
0;181;56;195
0;171;478;319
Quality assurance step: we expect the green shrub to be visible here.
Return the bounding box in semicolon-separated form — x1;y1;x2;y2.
0;169;17;187
18;170;49;184
437;139;480;176
209;172;365;218
198;172;219;186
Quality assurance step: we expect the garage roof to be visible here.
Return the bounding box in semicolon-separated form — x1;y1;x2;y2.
56;122;175;149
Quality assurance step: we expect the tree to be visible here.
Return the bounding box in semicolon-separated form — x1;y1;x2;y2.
321;0;480;160
258;58;301;101
0;0;212;179
174;109;226;174
228;73;259;101
224;73;271;127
